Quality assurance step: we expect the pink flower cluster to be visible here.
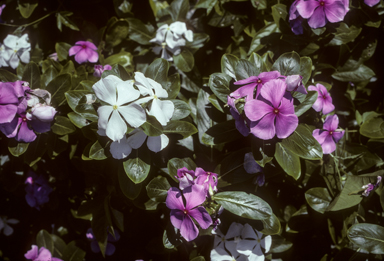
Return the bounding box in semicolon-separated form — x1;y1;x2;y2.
0;81;56;143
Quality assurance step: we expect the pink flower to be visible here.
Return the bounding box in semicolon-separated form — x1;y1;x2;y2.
69;41;98;64
312;114;344;154
25;245;62;261
308;83;335;115
195;168;218;194
93;64;112;77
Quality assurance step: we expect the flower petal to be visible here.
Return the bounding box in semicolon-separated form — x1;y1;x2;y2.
308;6;326;29
332;130;344;143
297;0;319;18
106;110;127;142
323;114;339;131
74;50;89;64
180;215;199;241
313;129;329;145
324;1;346;23
275;113;298;139
241;223;258;240
188;206;212;229
210;247;233;261
85;48;98;63
183;184;206;210
244;100;273;122
148;99;174;126
16;121;36;143
0;104;18;124
105;243;116;256
260;79;286;108
170;209;184;230
110;138;132;159
236;239;256;256
322;96;335;115
249;112;276;140
97;105;113;131
24;245;39;260
118;103;146;128
93;75;122;105
69;45;82;56
147;134;169;152
231;83;257;101
263;235;272;252
116;80;140;105
36;247;52;260
134;72;154;96
127;129;147;149
166;187;184;210
322;134;336;154
226;222;244;238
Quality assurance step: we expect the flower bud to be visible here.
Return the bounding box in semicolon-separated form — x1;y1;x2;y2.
93;64;112;77
31;104;57;122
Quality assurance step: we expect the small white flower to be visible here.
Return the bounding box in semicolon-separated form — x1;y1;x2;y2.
134;72;174;126
2;34;31;69
0;44;8;67
0;216;19;236
92;75;146;142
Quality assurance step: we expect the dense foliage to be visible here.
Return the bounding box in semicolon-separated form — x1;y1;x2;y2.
0;0;383;260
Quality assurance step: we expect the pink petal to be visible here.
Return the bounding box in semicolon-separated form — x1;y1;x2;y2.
183;184;206;210
234;76;259;85
260;79;286;108
297;0;320;18
74;50;89;64
170;209;184;229
24;245;38;260
321;96;335;115
308;6;326;29
244;99;273;122
278;96;295;115
312;129;330;145
324;1;346;23
16;121;36;143
249;112;276;140
323;114;339;131
0;104;18;124
85;48;99;63
180;215;199;241
36;247;52;260
275;113;298;139
332;130;344;143
166;187;184;210
189;206;213;229
258;71;281;82
68;45;82;56
231;83;257;102
83;41;97;50
321;135;336;154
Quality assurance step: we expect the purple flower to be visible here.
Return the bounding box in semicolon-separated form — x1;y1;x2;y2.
312;114;344;154
289;0;304;35
166;185;212;241
308;83;335;115
0;113;37;143
255;174;265;187
69;41;98;64
93;64;112;77
175;167;195;190
231;71;281;101
25;245;62;261
25;172;53;210
195;168;218;194
0;82;20;124
227;96;249;137
365;0;380;7
297;0;347;29
48;53;58;61
244;79;298;140
362;176;382;197
244;152;262;174
86;228;120;256
285;75;307;94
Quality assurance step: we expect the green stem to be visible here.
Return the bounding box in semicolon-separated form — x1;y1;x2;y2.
0;12;54;28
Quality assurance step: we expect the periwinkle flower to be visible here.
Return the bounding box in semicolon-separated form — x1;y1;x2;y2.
227;96;249;137
0;112;37;143
285;75;307;94
24;172;53;210
212;222;244;253
308;83;335;115
362;176;382;197
25;245;62;261
2;34;31;69
0;216;19;236
86;228;120;256
175;167;196;190
93;64;112;77
244;152;262;174
166;185;212;242
312;114;344;154
69;41;98;64
195;167;218;193
92;75;146;142
289;0;304;35
244;79;298;140
296;0;348;29
365;0;380;6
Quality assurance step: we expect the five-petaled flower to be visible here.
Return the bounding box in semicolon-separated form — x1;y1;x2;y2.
244;79;298;140
2;34;31;69
25;245;62;261
166;185;212;241
312;114;344;154
25;171;53;210
175;167;196;190
69;41;99;64
308;83;335;115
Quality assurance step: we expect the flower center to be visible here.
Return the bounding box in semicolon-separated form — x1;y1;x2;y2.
113;105;118;110
207;172;211;175
22;117;27;122
273;109;279;114
153;95;158;99
257;79;262;83
161;42;167;49
82;44;87;49
183;209;189;215
319;0;325;6
329;131;333;135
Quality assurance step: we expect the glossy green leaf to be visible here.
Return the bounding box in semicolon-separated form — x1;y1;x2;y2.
305;187;332;214
126;18;154;45
167;157;196;181
8;141;29;157
270;235;293;253
299;57;312;85
141;115;163;136
213;191;273;220
104;51;134;71
123;155;151;184
208;73;232;103
348;223;384;254
275;142;301;180
261;213;281;235
294;91;318;117
51;116;76;135
145;58;169;88
360;117;384;139
42;66;59;87
56;12;79;32
55;42;72;61
221;54;239;80
171;100;191;120
332;64;375;82
118;167;142;200
163;121;197;138
65;90;98;121
165;73;180;99
51;234;66;259
174;49;194;72
248;52;267;72
105;19;129;47
46;74;72;107
18;0;38;18
168;0;189;21
62;241;86;261
146;176;171;202
0;69;19;82
22;62;40;90
248;23;278;55
208;94;224;113
67;112;90;128
235;59;259;80
36;229;54;253
271;51;301;76
89;140;108;160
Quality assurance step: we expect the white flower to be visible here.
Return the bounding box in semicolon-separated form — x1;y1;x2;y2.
109;129;169;159
210;246;248;261
213;222;244;253
0;44;8;67
152;42;181;62
134;72;174;126
2;34;31;69
236;223;272;261
92;75;146;142
0;216;19;236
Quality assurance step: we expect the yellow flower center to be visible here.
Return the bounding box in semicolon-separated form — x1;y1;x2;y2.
113;105;118;110
153;95;158;99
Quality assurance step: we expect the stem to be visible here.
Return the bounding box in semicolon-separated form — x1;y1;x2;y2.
0;12;54;28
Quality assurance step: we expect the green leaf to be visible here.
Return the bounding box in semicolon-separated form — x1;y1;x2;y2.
36;230;54;253
46;74;72;107
62;241;86;261
141;115;163;136
281;124;323;160
42;66;59;87
55;42;72;61
146;176;171;202
105;19;130;47
208;94;224;113
248;52;267;72
208;73;232;103
271;4;287;26
8;142;29;157
166;73;181;99
299;43;320;56
261;213;281;235
163;121;198;138
22;62;40;90
104;51;134;71
56;12;79;32
299;57;312;85
118;166;142;200
270;235;293;253
18;0;38;18
248;23;278;55
221;54;239;80
274;142;301;180
271;51;301;76
126;18;154;45
235;59;259;80
123;154;151;184
51;234;66;259
67;112;89;128
360;117;384;139
191;257;205;261
145;58;169;88
213;191;273;220
171;100;191;120
305;187;332;214
332;64;375;82
348;223;384;254
168;0;189;21
294;91;318;117
202;120;243;145
329;23;362;46
0;69;19;82
65;90;98;122
89;140;108;160
51;116;76;135
195;0;217;14
174;49;194;72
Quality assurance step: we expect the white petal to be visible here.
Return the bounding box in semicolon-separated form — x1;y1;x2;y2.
8;53;19;69
127;129;147;149
210;248;232;261
170;21;187;36
147;134;169;152
3;35;19;49
134;72;154;96
184;30;194;42
116;80;140;105
147;77;168;98
148;99;172;126
18;34;31;49
110;137;132;159
19;49;30;63
106;110;127;142
263;235;272;253
93;76;121;105
166;29;177;49
97;105;113;130
135;96;154;105
118;103;146;128
248;252;265;261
